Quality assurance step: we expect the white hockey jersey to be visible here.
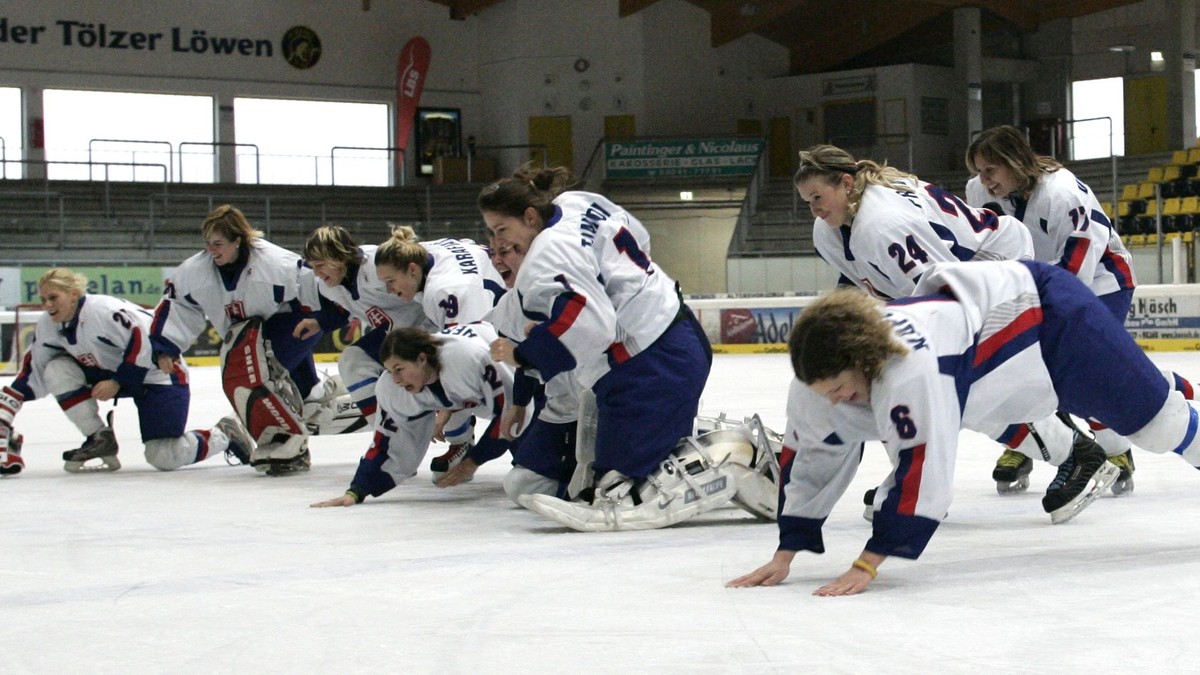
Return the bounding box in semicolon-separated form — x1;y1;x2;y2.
151;239;320;356
13;294;184;400
313;244;434;334
512;191;681;388
348;322;515;497
417;238;506;329
779;260;1060;560
814;179;1033;299
965;170;1134;296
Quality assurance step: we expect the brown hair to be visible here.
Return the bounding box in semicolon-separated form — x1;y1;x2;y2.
965;125;1061;200
380;326;443;372
788;288;907;384
201;204;263;249
477;162;575;224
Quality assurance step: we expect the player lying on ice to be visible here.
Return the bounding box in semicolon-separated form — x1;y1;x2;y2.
310;323;523;507
0;268;254;475
729;259;1200;596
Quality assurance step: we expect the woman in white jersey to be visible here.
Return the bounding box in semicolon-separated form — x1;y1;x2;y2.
1;268;254;475
796;145;1103;518
729;260;1200;596
965;125;1193;496
479;164;712;527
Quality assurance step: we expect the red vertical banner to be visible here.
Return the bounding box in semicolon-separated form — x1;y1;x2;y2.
395;36;432;172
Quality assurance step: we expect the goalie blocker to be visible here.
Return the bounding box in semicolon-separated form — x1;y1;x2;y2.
521;415;781;532
220;318;310;475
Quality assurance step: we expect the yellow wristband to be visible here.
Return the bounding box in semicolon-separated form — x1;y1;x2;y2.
852;559;878;579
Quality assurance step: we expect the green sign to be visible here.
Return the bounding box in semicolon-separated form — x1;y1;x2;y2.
605;138;765;178
21;267;166;306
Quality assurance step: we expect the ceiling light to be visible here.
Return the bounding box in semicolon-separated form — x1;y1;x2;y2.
1151;51;1164;62
1109;44;1135;53
679;191;694;201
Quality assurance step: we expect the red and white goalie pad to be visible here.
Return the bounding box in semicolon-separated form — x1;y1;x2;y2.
220;318;307;446
0;425;24;475
0;386;23;428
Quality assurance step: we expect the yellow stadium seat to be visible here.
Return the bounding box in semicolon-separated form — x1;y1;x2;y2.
1188;147;1200;164
1147;166;1164;182
1173;149;1190;165
1120;183;1139;200
1136;182;1158;199
1117;200;1133;217
1163;165;1181;182
1182;196;1200;214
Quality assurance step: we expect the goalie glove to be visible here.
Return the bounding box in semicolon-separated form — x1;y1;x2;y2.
0;386;22;429
0;424;24;476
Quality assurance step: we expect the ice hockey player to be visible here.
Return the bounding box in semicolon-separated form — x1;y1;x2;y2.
3;268;254;474
730;260;1200;595
150;204;324;475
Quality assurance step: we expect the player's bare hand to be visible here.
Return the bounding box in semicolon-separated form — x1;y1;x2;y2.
91;380;121;401
490;338;518;366
436;458;478;487
726;550;796;588
156;354;178;375
293;318;321;340
813;566;874;596
310;493;357;508
432;409;451;442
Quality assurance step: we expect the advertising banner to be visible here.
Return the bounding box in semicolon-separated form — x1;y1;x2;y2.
605;138;764;179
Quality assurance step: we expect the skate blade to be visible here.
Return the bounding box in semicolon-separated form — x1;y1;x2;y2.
995;475;1030;495
524;493;675;532
63;457;121;473
1110;476;1134;497
1049;462;1120;524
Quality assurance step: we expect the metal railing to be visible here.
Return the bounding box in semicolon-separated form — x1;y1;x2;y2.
88;138;175;182
330;145;407;187
178;141;260;184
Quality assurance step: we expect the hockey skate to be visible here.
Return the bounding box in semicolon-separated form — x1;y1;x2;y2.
63;412;120;473
1041;434;1120;524
216;415;255;466
992;449;1033;494
302;374;366;435
863;487;876;522
250;433;311;476
1108;450;1135;497
430;442;473;484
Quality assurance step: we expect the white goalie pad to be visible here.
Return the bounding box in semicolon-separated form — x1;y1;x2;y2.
520;415;782;531
220;318;307;447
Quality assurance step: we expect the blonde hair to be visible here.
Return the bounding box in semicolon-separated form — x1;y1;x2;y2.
375;224;428;271
303;225;363;268
38;267;88;296
794;144;917;223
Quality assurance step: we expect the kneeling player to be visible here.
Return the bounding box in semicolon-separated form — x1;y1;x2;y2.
2;269;254;475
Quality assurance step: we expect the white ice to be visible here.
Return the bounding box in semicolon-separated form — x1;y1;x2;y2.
3;352;1200;674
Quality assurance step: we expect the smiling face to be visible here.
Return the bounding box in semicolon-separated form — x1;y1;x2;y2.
309;258;347;287
807;368;872;406
39;283;82;324
971;154;1020;199
483;207;541;255
205;233;242;266
383;353;435;393
490;241;526;288
376;262;423;300
797;173;854;227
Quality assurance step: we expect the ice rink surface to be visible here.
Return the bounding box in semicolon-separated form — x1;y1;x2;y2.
3;352;1200;674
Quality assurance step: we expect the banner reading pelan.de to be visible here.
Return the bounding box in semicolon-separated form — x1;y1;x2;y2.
604;138;765;178
19;267;166;307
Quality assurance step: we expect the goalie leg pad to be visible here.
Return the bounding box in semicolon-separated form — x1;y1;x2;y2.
521;434;745;532
0;426;24;476
221;318;307;444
